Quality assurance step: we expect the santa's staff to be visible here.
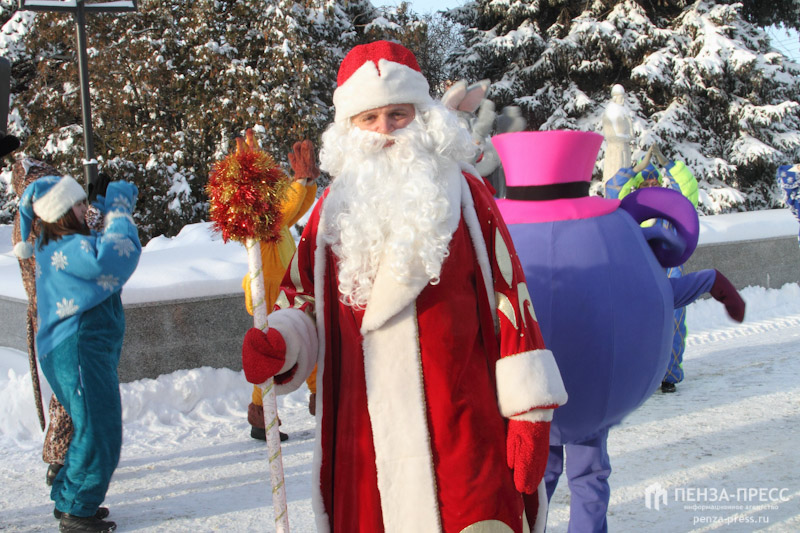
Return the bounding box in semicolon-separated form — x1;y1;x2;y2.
206;129;291;531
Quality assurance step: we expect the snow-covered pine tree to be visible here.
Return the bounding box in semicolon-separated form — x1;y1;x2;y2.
365;3;465;97
446;0;800;213
6;0;390;241
0;2;32;224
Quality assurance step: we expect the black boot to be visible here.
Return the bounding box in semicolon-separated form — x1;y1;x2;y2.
46;463;62;486
250;425;266;440
661;381;676;393
55;507;109;520
59;513;116;532
250;425;288;442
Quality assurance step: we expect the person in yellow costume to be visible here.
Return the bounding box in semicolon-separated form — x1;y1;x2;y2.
243;139;319;441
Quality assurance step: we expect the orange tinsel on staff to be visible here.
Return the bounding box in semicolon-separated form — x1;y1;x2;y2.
206;129;289;244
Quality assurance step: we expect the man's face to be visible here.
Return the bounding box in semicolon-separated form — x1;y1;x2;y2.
639;178;660;188
351;104;416;139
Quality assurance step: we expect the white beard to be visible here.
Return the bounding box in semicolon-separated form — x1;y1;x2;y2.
319;104;477;308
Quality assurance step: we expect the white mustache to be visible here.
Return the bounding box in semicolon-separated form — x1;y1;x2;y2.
348;128;395;153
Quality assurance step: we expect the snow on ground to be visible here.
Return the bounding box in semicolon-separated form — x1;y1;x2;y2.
1;283;798;532
1;210;799;532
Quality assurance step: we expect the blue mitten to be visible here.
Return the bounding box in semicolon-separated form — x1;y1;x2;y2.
104;181;138;215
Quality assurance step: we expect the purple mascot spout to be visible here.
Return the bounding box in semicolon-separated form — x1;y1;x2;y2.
494;130;744;532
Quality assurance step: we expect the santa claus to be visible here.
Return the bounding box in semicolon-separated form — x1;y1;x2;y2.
241;40;567;533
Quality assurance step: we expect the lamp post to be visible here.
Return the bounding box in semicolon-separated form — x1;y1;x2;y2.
18;1;138;191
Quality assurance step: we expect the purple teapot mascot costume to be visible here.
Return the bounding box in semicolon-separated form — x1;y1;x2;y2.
494;131;745;532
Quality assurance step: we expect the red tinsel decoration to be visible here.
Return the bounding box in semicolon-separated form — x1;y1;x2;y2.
206;129;290;244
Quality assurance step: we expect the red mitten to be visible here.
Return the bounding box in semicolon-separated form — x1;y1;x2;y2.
242;327;287;384
287;140;320;180
506;419;551;494
710;270;745;323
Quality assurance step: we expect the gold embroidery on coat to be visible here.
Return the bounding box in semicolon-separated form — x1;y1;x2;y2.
459;519;516;533
275;290;291;311
496;292;518;330
289;253;304;294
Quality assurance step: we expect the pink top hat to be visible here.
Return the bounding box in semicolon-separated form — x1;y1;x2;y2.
493;130;620;224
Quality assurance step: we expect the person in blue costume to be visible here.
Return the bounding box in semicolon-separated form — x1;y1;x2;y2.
777;164;800;246
606;144;699;393
493;130;745;533
14;175;141;533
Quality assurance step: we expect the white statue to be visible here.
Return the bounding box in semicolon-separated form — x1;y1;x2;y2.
601;84;633;183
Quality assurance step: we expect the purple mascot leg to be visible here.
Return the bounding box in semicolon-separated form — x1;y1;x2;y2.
564;428;611;533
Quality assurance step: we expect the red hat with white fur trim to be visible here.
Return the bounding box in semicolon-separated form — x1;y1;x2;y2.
333;40;434;124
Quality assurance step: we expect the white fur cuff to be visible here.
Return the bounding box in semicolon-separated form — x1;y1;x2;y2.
268;308;319;395
496;349;568;418
104;211;135;229
511;408;554;423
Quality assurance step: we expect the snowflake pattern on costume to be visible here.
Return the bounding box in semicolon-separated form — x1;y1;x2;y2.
56;298;79;318
96;274;120;292
80;239;92;253
109;196;133;213
113;238;137;258
51;251;68;271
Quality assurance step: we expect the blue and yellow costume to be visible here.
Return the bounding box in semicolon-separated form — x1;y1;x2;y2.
777;165;800;246
607;159;699;388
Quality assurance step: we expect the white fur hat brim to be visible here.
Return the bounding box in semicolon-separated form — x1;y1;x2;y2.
33;176;86;223
333;58;433;123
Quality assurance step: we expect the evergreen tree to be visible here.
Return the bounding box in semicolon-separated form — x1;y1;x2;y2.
739;0;800;32
4;0;387;240
0;4;36;224
447;0;800;212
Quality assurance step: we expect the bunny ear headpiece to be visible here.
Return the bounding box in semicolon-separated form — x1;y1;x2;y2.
441;79;490;114
14;175;86;259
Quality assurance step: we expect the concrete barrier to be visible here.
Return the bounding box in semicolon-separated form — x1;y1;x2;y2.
1;293;251;383
118;294;251;383
685;235;800;291
2;234;798;383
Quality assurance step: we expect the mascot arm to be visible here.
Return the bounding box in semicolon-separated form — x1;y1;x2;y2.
670;270;715;308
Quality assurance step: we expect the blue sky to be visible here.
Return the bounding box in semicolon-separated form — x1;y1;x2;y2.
403;0;464;13
768;25;800;61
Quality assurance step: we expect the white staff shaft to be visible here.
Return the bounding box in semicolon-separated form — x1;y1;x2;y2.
246;238;289;533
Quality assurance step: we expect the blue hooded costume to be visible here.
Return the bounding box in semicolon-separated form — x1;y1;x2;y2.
15;176;141;519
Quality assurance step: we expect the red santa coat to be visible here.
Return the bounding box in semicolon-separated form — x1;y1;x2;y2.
269;165;567;533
